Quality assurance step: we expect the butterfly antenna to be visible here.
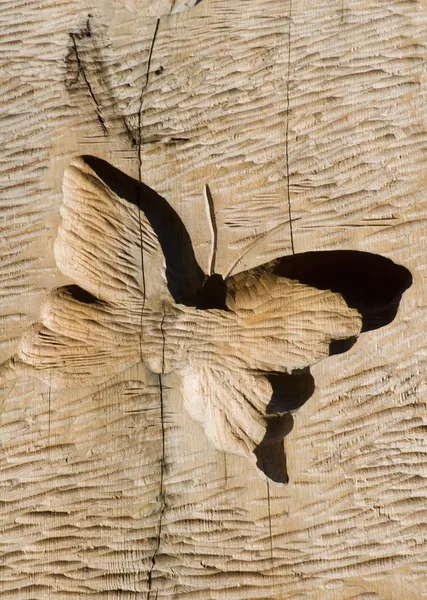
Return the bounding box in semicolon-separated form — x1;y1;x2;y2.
204;183;218;276
223;218;299;279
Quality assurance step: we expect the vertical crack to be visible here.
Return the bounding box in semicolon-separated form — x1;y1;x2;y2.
48;380;52;599
266;479;274;568
136;21;163;597
138;17;161;179
285;0;295;255
137;197;147;362
137;17;160;359
147;307;167;599
48;382;52;450
204;183;218;276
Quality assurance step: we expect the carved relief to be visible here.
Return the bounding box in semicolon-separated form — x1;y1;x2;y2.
0;155;411;482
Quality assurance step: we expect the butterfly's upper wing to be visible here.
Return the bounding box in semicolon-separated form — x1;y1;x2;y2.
55;155;205;308
231;251;412;332
55;156;159;307
225;267;362;373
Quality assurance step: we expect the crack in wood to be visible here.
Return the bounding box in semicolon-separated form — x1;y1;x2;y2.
140;136;190;146
136;18;160;361
204;183;218;276
138;17;161;178
48;382;51;449
266;479;274;569
135;24;162;518
147;307;167;600
285;0;294;255
137;182;147;361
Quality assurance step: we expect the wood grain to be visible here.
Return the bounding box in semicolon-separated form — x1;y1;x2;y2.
1;1;425;598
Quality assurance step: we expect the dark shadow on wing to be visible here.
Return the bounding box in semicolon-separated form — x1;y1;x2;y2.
194;273;228;310
81;155;205;305
65;284;103;306
254;419;291;485
273;250;412;332
251;251;411;483
266;368;315;414
254;368;315;484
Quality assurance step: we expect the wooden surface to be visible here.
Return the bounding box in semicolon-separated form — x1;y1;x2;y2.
1;1;426;598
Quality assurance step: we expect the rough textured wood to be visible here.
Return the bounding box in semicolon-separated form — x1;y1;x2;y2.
0;1;425;598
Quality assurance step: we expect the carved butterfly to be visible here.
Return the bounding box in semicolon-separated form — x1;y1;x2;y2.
0;156;411;482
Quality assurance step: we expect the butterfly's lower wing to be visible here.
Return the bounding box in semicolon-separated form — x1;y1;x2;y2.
2;286;141;388
181;365;277;460
55;156;204;308
181;366;301;483
180;270;362;469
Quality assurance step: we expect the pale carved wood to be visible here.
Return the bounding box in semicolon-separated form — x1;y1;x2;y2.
0;1;424;599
